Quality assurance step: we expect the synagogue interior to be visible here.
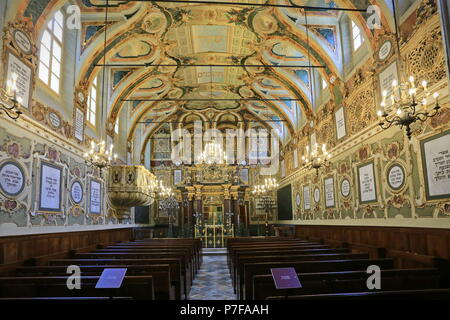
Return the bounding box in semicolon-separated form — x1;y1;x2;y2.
0;0;450;304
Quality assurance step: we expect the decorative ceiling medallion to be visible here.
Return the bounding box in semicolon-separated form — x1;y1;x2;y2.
142;12;167;34
239;86;254;98
253;12;278;35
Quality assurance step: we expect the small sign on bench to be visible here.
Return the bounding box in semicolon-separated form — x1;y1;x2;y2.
95;268;127;289
271;267;302;289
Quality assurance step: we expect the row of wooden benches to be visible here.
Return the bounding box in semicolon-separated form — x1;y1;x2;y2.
227;237;450;300
0;238;202;300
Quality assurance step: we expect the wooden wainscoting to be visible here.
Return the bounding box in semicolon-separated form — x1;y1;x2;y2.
295;225;450;269
0;227;133;273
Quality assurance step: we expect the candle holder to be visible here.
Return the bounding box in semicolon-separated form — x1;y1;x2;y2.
1;72;23;120
377;77;440;140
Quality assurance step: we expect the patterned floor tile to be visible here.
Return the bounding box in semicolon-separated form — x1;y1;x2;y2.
188;255;237;300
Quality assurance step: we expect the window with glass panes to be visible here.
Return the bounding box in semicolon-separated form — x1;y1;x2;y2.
351;21;364;51
38;10;63;94
87;77;97;125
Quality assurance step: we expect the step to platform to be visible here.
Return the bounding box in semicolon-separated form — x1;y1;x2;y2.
202;248;227;256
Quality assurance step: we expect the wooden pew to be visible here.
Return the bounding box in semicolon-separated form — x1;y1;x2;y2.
252;268;441;300
231;248;350;285
228;243;329;271
48;258;184;300
91;248;195;282
11;264;174;300
72;251;191;297
0;275;154;300
236;252;369;298
266;288;450;300
240;258;395;300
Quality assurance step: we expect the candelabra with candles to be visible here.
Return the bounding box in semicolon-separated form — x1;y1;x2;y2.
84;140;117;176
1;72;23;120
377;77;440;140
302;143;331;175
252;177;278;236
158;186;179;238
197;141;227;165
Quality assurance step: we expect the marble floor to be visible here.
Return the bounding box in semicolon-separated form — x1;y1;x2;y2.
188;254;237;300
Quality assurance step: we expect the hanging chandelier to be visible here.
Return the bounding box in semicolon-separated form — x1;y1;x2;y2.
197;141;227;165
302;143;331;175
84;140;117;174
377;78;440;139
251;177;279;195
1;73;23;120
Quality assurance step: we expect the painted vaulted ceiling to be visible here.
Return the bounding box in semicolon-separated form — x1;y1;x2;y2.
19;0;395;145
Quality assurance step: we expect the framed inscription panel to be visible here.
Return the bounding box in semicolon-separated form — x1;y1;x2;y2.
335;107;347;140
89;179;102;214
324;177;335;208
70;180;83;204
5;50;32;109
293;149;298;169
38;162;63;212
303;186;311;210
357;162;377;204
379;61;399;108
313;187;320;203
341;178;351;198
74;108;85;142
387;164;406;191
420;131;450;200
0;161;25;197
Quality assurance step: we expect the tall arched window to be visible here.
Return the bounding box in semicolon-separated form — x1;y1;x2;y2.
87;77;97;125
38;10;64;94
351;21;364;51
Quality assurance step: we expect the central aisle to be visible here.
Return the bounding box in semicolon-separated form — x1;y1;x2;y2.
188;249;237;300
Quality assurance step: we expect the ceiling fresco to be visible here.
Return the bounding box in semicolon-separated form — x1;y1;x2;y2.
19;0;395;147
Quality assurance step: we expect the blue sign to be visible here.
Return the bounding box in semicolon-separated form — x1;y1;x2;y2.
95;268;127;289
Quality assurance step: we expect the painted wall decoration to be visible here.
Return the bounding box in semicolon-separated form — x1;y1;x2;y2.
357;162;377;204
0;161;25;197
421;131;450;200
89;179;102;214
38;162;63;213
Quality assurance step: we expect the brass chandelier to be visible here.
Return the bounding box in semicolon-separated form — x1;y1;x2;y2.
302;143;331;175
84;140;117;175
377;78;440;140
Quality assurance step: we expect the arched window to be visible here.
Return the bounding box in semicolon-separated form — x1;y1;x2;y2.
87;77;97;125
351;20;364;51
38;10;64;94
